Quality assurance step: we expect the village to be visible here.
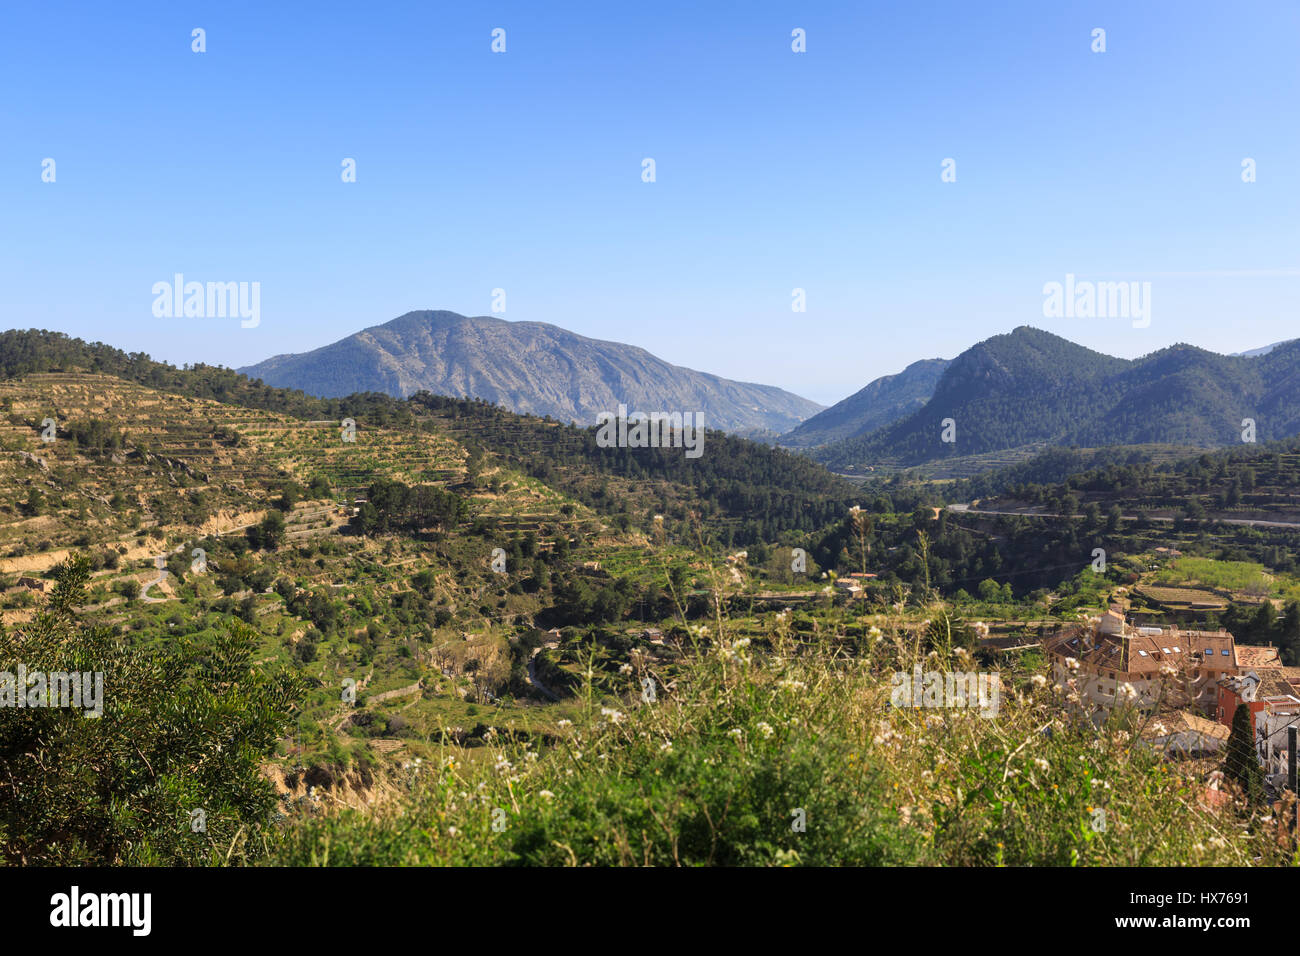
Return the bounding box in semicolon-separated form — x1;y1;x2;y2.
1044;605;1300;806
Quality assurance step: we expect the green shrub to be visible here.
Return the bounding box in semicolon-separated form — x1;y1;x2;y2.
0;555;303;865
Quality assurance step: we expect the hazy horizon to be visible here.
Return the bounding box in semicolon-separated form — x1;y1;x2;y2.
2;312;1293;409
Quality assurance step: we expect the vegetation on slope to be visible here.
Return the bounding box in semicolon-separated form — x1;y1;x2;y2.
268;609;1293;866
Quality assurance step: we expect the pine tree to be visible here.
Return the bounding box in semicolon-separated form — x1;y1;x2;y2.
1279;601;1300;666
1223;702;1265;803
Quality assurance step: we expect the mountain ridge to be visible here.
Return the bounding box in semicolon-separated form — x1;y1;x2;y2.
811;327;1300;471
778;357;951;449
240;310;822;435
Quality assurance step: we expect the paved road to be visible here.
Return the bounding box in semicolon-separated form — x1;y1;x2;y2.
139;555;170;603
947;503;1300;530
527;648;561;701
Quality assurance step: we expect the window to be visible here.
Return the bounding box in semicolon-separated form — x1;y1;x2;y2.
1222;649;1230;656
1138;650;1148;656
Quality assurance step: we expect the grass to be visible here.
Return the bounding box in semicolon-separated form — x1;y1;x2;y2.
266;608;1298;866
1153;557;1275;598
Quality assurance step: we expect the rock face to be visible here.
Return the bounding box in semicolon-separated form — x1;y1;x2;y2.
239;310;822;435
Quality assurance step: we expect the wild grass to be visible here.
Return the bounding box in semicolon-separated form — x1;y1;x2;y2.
267;607;1297;866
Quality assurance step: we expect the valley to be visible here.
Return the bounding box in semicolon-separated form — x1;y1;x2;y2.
5;330;1300;867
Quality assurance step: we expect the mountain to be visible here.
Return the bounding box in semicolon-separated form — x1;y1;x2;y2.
1236;340;1297;358
238;311;822;435
777;358;950;448
813;327;1300;471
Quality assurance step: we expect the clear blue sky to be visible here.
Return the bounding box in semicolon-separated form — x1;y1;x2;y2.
2;1;1296;405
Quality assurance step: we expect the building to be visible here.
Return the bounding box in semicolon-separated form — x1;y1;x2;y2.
1216;666;1300;782
1215;667;1300;726
1258;703;1300;782
1139;710;1230;757
1044;608;1238;722
1217;671;1265;727
1235;644;1282;669
833;579;863;597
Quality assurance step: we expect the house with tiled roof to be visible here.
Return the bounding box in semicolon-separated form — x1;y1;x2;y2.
1044;608;1238;722
1234;644;1282;669
1216;666;1300;781
1215;668;1300;725
1140;710;1229;756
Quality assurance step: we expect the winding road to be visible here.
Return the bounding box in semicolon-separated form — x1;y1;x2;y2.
947;503;1300;530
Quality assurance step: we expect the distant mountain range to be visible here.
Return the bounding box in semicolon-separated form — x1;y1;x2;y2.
239;311;823;435
804;327;1300;470
779;358;950;448
1235;339;1297;358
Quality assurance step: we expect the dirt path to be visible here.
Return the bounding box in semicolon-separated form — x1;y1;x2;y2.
365;681;423;705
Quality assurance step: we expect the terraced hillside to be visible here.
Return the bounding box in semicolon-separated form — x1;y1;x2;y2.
0;369;696;795
0;372;475;568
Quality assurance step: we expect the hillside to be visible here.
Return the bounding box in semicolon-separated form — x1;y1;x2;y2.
778;357;950;448
814;328;1300;472
239;310;823;435
6;362;1300;870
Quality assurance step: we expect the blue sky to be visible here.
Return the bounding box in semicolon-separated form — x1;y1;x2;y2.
2;1;1296;405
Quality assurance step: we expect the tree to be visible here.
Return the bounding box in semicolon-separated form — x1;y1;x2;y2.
1222;702;1264;804
0;554;303;864
258;510;286;550
19;488;45;517
1106;504;1123;533
1226;479;1242;508
848;506;874;574
1280;601;1300;666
